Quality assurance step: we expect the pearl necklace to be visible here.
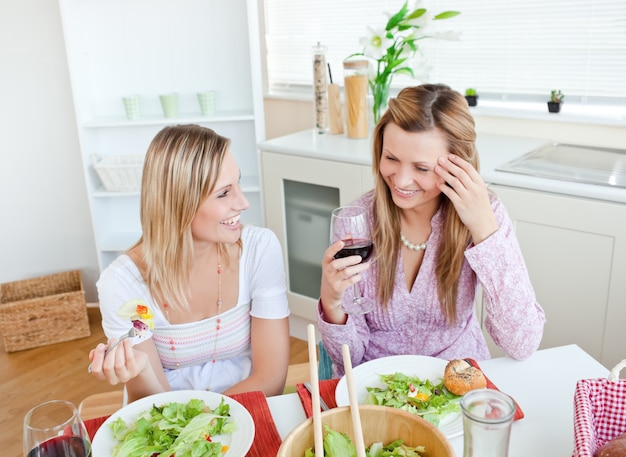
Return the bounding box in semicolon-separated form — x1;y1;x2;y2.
163;249;223;391
400;232;428;251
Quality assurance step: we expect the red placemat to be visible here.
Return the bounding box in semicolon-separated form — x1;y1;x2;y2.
296;378;339;417
465;359;524;420
297;359;524;421
85;416;109;440
466;358;524;420
84;390;281;457
230;391;282;457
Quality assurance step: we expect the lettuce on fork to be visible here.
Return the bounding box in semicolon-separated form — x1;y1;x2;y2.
116;298;155;337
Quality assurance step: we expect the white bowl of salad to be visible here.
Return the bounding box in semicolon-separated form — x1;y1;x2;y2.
91;390;254;457
335;355;463;439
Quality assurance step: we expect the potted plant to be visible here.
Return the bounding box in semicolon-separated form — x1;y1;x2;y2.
465;88;478;107
547;89;564;113
349;3;461;124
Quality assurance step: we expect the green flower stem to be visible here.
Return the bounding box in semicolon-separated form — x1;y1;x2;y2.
371;78;391;124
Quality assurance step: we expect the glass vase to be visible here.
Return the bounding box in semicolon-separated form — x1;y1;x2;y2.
371;79;391;125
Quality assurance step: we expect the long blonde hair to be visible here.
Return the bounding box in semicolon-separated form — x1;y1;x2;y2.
372;84;478;324
135;124;232;309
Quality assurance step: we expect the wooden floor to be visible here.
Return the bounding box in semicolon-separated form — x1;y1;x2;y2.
0;306;308;457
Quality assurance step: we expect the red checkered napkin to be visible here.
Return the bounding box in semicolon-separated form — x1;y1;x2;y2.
573;359;626;457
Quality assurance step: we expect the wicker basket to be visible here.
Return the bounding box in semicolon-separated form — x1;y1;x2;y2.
93;155;144;192
0;270;91;352
573;360;626;456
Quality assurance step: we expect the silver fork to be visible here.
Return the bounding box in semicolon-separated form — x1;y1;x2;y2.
304;381;330;411
87;327;136;373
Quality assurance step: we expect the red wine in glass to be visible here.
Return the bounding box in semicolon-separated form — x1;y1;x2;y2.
334;238;374;262
24;400;91;457
330;205;375;314
27;436;91;457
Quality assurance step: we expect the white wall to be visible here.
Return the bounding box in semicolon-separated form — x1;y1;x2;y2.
0;0;98;300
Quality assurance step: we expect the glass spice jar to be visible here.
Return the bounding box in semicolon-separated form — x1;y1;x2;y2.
312;42;328;134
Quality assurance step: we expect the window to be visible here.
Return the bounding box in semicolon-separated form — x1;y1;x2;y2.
262;0;626;106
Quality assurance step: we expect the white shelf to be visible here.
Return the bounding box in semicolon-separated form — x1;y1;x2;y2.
83;110;256;129
100;232;142;252
92;188;139;198
92;175;261;198
60;0;266;272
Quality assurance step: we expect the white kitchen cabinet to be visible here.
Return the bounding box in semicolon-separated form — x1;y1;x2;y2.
59;0;265;271
261;151;374;324
486;185;626;368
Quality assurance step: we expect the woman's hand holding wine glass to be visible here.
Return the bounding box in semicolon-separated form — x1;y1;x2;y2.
324;205;375;316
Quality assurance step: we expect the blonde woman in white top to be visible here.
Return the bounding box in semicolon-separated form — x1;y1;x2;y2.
89;125;290;402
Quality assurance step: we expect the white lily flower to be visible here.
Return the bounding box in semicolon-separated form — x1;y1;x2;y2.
430;30;462;41
404;10;433;29
359;26;394;60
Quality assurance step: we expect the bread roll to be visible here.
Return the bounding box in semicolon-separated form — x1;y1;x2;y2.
444;359;487;395
594;432;626;457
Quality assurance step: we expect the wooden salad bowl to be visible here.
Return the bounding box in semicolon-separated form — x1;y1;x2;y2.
277;404;454;456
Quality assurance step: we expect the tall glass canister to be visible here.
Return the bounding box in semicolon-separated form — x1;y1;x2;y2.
312;42;329;134
343;58;369;139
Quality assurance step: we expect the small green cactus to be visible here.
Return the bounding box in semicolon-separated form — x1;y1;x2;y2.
550;89;564;103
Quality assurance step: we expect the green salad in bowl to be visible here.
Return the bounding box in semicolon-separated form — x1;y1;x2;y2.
91;390;254;457
109;397;234;457
364;372;461;426
304;424;426;457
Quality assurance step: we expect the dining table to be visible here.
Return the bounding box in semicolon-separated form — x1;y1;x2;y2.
268;344;609;456
85;344;610;456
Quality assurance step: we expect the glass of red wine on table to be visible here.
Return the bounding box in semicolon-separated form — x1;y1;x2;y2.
330;205;375;314
24;400;91;457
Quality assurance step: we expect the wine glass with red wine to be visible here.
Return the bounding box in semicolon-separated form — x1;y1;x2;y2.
24;400;91;457
330;205;375;314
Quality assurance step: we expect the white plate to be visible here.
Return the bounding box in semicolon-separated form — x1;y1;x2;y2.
92;390;254;457
335;355;462;439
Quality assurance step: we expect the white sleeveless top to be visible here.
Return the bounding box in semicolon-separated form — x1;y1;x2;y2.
152;304;251;370
97;226;289;392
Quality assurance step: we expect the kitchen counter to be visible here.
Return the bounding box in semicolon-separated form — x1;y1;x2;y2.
259;129;626;204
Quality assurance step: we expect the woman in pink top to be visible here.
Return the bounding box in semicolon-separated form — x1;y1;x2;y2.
319;84;546;377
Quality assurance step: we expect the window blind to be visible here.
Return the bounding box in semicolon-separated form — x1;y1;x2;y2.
263;0;626;103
